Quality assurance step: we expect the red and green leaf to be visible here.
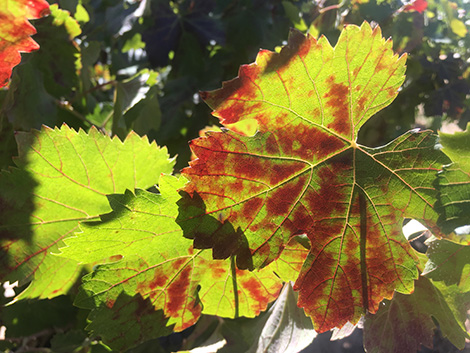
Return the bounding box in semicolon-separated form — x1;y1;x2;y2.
63;176;284;350
178;22;450;331
0;125;174;299
0;0;50;88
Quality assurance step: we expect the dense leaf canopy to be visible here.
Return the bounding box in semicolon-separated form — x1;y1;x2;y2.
2;1;470;353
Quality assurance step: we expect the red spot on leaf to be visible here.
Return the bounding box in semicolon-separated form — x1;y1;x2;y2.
325;83;351;136
357;96;368;115
211;266;227;279
387;87;397;97
148;274;169;290
266;175;308;216
204;64;263;126
308;157;352;221
166;264;192;316
274;124;345;161
265;134;280;155
238;197;264;221
241;276;267;309
374;60;387;73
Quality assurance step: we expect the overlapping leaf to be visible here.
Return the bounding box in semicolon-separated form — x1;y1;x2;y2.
363;277;469;353
0;0;50;88
436;123;470;233
0;125;174;298
218;282;316;353
61;176;284;350
423;238;470;290
178;22;450;331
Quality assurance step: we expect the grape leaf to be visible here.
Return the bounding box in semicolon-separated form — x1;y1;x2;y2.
363;276;469;353
219;282;316;353
0;0;50;88
0;125;174;299
423;238;470;291
436;123;470;233
178;22;450;331
62;176;282;350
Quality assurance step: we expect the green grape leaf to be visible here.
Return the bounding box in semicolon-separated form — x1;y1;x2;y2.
436;123;470;233
178;22;450;331
363;276;469;353
423;238;470;291
0;0;50;87
0;125;174;299
62;175;282;351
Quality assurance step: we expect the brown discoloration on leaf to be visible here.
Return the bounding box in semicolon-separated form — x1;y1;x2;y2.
166;265;192;315
325;83;351;136
180;23;449;332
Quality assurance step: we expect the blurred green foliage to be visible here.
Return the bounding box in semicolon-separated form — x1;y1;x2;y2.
2;0;470;170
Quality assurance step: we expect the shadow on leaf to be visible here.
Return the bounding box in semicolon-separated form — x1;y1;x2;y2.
176;190;254;270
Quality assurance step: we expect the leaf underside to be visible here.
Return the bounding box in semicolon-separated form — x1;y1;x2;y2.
178;22;450;331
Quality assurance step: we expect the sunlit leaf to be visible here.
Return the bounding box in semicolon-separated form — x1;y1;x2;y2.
423;238;470;291
218;282;316;353
62;176;282;350
178;22;450;331
0;125;174;299
0;0;50;88
436;124;470;233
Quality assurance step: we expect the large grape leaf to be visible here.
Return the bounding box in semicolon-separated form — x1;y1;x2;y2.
436;123;470;233
178;22;450;332
0;0;50;88
0;125;174;299
61;175;284;350
363;276;469;353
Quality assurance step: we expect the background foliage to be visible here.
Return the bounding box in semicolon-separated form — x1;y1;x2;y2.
2;0;470;352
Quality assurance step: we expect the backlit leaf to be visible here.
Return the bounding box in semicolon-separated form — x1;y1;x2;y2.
219;282;316;353
0;125;174;299
178;22;450;331
436;123;470;233
0;0;50;88
363;277;469;353
63;176;282;350
423;238;470;291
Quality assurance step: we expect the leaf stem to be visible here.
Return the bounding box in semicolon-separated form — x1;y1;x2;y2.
231;256;239;318
55;100;105;133
359;191;369;314
70;80;117;104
